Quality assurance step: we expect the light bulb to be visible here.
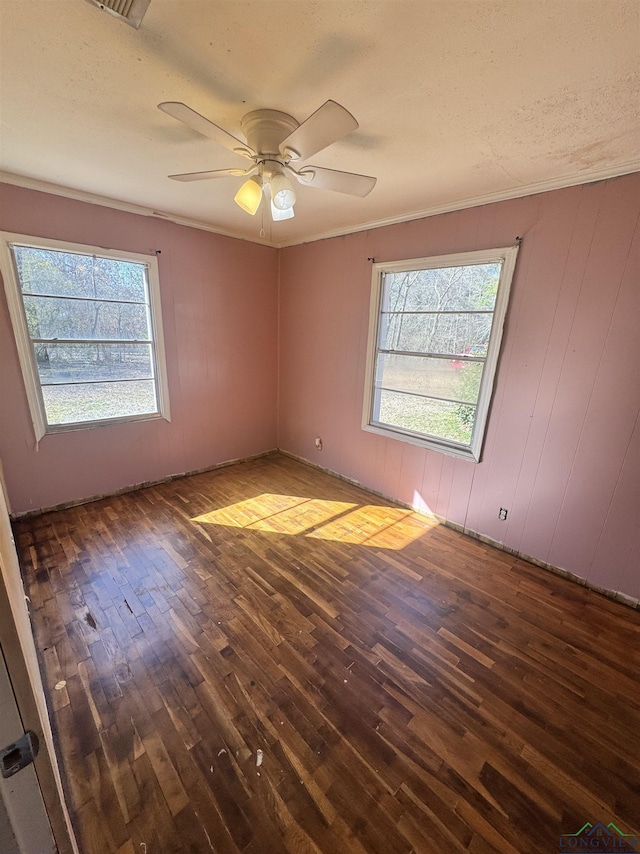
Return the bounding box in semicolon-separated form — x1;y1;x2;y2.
234;176;263;215
271;200;294;221
270;171;296;211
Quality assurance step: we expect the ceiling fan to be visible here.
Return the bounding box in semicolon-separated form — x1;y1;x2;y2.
158;100;376;222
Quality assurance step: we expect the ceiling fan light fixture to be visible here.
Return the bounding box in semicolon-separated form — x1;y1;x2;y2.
234;176;263;215
270;200;295;221
159;100;377;226
270;171;297;211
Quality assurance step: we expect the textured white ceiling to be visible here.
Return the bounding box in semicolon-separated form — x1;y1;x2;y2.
0;0;638;246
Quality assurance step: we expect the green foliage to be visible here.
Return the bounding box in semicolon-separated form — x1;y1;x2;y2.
379;391;473;445
375;261;498;446
43;381;156;426
454;361;483;429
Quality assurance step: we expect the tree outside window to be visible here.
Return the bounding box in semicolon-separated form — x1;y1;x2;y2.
1;234;170;439
363;246;519;462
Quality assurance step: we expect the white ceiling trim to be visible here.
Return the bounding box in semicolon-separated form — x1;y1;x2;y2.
277;159;640;248
0;171;272;247
2;160;639;251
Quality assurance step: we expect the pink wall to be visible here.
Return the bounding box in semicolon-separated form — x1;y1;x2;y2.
278;173;640;600
2;175;638;602
0;184;279;514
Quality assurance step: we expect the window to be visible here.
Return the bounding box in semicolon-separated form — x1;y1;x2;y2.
363;245;519;462
0;233;170;441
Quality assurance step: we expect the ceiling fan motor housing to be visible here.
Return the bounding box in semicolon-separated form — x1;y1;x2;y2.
241;110;299;160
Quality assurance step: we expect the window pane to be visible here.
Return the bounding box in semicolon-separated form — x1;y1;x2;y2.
35;343;154;385
382;263;501;313
375;388;475;445
93;257;147;302
376;354;483;404
12;246;147;302
42;379;157;425
379;311;492;355
24;295;150;341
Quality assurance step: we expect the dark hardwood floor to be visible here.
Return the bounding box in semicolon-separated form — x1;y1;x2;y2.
13;453;640;853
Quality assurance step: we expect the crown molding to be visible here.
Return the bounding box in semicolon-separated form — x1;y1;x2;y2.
2;160;639;251
273;159;640;248
0;171;273;247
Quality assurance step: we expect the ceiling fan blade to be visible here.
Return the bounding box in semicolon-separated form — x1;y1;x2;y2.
292;165;376;197
168;167;256;182
279;100;358;161
158;102;256;158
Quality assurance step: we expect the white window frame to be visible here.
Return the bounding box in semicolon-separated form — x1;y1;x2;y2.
362;245;519;462
0;232;171;442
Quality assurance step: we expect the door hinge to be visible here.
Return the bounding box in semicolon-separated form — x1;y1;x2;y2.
1;730;39;778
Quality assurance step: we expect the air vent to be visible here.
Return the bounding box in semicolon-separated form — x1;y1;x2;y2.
84;0;151;28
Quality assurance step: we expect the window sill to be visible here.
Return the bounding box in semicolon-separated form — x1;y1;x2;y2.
362;422;481;462
38;411;171;440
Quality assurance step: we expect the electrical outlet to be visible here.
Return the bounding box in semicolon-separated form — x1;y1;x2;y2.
499;507;508;521
315;437;323;450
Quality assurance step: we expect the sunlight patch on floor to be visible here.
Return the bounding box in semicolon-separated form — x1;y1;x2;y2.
308;505;435;549
193;494;355;535
192;493;437;549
